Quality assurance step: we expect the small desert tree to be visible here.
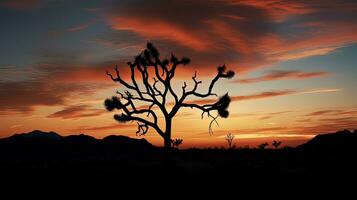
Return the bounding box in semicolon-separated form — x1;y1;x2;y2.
225;133;235;149
171;138;183;150
272;140;282;149
258;142;269;150
104;43;235;150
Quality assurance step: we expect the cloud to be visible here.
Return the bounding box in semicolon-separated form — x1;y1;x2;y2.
47;105;106;119
306;109;357;117
297;88;343;94
274;46;341;61
258;116;274;120
101;0;275;73
234;0;316;21
110;18;210;51
0;0;42;10
237;87;342;101
319;117;356;122
237;70;331;83
0;41;131;115
0;81;95;113
231;90;295;101
0;49;128;115
30;48;135;84
0;81;79;112
184;87;342;105
66;22;93;32
96;0;357;74
306;110;340;117
182;90;296;106
70;123;136;132
258;111;292;120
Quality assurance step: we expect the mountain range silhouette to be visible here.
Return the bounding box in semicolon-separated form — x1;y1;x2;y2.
1;129;356;152
0;130;156;156
1;129;357;182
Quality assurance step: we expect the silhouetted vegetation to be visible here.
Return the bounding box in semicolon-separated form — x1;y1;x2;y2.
225;133;235;149
171;138;183;149
258;142;269;149
272;140;282;149
104;43;235;150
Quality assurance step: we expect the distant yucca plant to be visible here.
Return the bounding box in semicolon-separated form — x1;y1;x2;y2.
258;142;269;149
225;133;235;149
171;138;183;150
272;140;282;149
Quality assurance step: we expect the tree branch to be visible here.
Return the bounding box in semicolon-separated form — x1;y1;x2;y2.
106;65;136;91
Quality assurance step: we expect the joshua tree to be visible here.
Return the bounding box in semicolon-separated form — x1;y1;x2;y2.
272;140;282;149
225;133;235;149
258;142;269;150
171;138;183;150
104;43;235;150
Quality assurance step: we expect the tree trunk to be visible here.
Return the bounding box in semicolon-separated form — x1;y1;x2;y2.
163;117;172;150
164;135;171;150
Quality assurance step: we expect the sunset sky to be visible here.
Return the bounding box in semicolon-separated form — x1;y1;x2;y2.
0;0;357;148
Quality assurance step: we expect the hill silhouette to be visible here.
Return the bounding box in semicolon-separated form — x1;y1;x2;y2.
0;129;357;182
297;129;357;152
0;130;156;156
3;129;61;142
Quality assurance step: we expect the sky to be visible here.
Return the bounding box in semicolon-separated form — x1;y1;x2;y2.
0;0;356;148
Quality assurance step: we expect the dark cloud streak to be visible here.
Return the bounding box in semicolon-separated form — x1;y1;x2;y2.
47;105;106;119
237;70;331;83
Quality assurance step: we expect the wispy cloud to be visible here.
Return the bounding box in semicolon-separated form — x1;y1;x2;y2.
70;123;136;132
66;21;94;32
0;66;112;114
297;88;343;94
306;110;340;116
47;105;106;119
0;0;42;10
0;81;102;113
273;46;341;61
180;90;296;106
237;70;331;84
258;111;293;120
183;87;342;106
231;90;296;101
306;109;357;117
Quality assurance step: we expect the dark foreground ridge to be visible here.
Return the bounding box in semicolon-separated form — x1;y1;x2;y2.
1;129;357;183
0;129;156;154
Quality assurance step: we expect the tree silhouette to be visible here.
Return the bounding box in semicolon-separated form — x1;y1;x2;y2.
258;142;269;149
225;133;235;149
104;43;235;150
171;138;183;150
272;140;282;149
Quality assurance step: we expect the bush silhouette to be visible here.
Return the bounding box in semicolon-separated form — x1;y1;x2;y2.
272;140;282;149
258;142;269;149
171;138;183;150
